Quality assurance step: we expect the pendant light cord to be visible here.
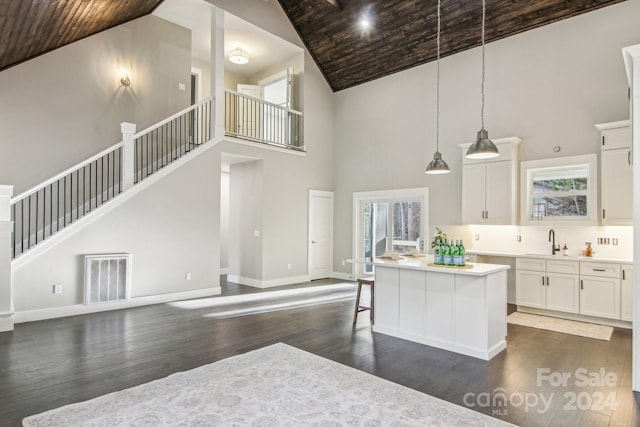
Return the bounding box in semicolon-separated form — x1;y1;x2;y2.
481;0;486;130
436;0;441;151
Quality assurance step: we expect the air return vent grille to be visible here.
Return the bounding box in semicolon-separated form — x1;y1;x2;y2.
84;254;131;304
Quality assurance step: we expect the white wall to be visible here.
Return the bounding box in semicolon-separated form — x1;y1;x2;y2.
220;170;229;272
228;160;264;282
332;0;640;274
207;0;334;283
12;148;221;313
0;15;192;195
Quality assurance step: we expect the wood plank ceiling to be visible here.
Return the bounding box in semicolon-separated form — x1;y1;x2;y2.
0;0;163;72
277;0;626;91
0;0;627;92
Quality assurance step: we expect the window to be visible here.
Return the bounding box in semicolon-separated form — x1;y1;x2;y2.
521;155;597;225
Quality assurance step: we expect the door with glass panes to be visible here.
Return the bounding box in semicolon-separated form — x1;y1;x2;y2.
361;200;422;275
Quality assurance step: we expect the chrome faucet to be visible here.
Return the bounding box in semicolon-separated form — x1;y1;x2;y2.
549;229;560;255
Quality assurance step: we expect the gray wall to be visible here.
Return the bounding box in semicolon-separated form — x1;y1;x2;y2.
0;15;192;195
12;148;221;312
10;0;335;317
229;161;264;280
332;0;640;275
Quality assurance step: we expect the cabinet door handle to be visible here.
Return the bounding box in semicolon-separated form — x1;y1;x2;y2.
602;135;605;146
546;276;549;286
541;276;545;286
592;268;606;272
623;270;626;280
485;211;488;219
580;280;584;290
629;150;632;166
602;209;606;219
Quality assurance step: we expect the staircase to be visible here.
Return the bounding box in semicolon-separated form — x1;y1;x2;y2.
9;97;213;260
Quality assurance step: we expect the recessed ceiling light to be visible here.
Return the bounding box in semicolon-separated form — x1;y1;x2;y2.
360;17;371;29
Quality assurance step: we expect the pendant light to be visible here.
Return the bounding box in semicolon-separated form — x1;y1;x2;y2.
425;0;450;174
466;0;499;160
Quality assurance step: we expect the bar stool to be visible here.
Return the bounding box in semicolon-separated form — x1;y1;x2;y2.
353;277;374;324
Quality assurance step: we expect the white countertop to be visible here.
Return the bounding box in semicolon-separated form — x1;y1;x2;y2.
373;257;510;276
466;250;632;264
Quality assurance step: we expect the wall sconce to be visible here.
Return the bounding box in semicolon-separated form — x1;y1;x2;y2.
120;70;131;87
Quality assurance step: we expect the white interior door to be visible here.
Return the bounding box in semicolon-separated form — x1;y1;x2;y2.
237;84;261;139
308;190;333;280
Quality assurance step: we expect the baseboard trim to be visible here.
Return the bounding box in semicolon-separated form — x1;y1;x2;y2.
227;275;311;289
0;311;15;332
14;287;221;323
331;271;354;281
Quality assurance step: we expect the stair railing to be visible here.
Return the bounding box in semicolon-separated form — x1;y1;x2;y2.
134;97;212;183
10;97;213;259
224;90;303;151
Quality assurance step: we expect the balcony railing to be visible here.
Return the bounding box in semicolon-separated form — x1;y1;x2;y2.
224;89;303;151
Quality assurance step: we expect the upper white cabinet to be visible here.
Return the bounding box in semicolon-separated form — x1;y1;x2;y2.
460;137;521;225
596;120;632;225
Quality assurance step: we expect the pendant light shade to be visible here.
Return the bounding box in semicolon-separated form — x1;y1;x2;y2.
466;129;499;159
426;151;449;174
425;0;450;175
466;0;499;160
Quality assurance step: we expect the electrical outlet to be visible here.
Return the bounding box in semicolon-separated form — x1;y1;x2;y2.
613;238;618;245
185;273;192;281
475;234;480;241
254;230;260;237
53;284;62;294
287;263;291;270
341;260;345;266
516;235;521;242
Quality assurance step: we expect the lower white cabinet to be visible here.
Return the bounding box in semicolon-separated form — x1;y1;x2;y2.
546;273;580;313
516;270;545;308
579;262;621;320
516;258;629;322
580;276;620;319
516;259;579;314
621;265;634;322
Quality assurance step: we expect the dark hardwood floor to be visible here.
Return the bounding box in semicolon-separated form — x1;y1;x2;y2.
0;278;638;426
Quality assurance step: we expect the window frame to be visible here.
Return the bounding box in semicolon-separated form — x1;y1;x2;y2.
520;154;598;226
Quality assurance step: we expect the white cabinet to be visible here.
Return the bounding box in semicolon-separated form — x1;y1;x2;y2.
460;137;521;225
596;121;632;225
516;269;545;308
579;262;621;320
621;264;634;322
580;277;620;320
516;258;579;313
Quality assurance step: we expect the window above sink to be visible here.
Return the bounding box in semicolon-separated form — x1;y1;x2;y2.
521;154;597;226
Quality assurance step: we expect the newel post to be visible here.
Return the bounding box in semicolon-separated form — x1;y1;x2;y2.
121;122;137;192
0;185;14;332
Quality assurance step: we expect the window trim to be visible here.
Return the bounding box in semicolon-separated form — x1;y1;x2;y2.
520;154;597;225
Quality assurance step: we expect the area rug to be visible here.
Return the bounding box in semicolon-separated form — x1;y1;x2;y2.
23;343;513;426
507;312;613;341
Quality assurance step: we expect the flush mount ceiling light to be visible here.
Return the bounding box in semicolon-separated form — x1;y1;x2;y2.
228;47;249;65
426;0;449;175
466;0;499;160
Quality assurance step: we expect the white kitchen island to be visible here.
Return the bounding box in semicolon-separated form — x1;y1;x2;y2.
373;258;509;360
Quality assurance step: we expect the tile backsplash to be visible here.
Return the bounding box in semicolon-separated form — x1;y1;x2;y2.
433;225;633;260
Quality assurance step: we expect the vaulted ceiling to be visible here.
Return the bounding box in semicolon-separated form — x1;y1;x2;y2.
277;0;626;91
0;0;627;92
